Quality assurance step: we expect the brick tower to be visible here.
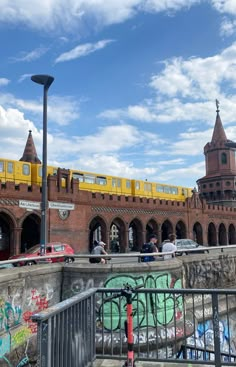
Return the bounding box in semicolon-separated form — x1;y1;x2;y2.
197;100;236;205
19;130;41;163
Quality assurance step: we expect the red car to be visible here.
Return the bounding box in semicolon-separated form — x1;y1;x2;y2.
9;242;75;266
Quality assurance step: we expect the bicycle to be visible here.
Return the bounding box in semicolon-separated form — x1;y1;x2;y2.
105;283;143;367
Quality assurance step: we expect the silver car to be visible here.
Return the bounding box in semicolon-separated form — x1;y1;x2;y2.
175;239;208;255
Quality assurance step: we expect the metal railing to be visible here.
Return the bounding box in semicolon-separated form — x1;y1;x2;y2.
31;288;96;367
96;288;236;367
31;287;236;367
1;243;236;267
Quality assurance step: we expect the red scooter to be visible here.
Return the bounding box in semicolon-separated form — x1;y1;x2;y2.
105;283;143;367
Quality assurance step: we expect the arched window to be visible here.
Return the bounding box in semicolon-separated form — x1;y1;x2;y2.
221;152;227;164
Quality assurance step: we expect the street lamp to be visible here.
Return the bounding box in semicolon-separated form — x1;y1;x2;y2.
31;74;54;256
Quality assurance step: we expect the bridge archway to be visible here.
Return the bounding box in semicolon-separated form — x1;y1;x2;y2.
110;217;126;253
129;218;143;251
89;216;107;253
193;222;203;245
161;219;173;242
228;224;236;245
0;211;15;260
208;222;217;246
219;223;227;246
21;213;40;252
175;220;186;239
146;219;158;242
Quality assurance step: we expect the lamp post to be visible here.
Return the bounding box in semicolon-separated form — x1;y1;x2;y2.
31;74;54;256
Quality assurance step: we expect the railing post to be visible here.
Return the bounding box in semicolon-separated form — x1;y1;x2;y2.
212;293;222;367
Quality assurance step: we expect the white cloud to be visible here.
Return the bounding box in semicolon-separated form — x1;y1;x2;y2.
0;92;80;126
211;0;236;15
10;47;48;62
55;39;114;63
220;17;236;36
100;42;236;124
0;78;10;86
0;1;201;33
157;161;205;186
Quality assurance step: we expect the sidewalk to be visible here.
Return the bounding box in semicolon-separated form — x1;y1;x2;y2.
94;359;214;366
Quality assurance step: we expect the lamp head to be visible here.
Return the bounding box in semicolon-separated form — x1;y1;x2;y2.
31;74;54;90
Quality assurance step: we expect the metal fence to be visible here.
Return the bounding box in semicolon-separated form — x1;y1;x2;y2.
32;287;236;367
32;288;96;367
96;288;236;367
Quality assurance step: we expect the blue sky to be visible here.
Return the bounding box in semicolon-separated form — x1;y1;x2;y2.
1;0;236;188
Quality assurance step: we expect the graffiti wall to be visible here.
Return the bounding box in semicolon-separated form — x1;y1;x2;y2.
0;267;62;367
95;272;194;355
183;254;236;289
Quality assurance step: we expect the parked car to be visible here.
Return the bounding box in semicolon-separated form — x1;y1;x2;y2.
9;242;75;266
161;238;208;256
175;239;208;255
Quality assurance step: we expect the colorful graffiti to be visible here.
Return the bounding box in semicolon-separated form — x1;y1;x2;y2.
186;316;236;362
98;273;183;332
0;286;54;366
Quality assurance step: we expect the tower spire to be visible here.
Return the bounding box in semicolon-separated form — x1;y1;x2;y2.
19;130;41;163
211;99;227;143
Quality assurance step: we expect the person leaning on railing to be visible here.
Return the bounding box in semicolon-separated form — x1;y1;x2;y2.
89;241;109;264
162;233;177;260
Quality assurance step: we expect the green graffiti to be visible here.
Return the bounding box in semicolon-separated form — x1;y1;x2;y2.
99;272;183;331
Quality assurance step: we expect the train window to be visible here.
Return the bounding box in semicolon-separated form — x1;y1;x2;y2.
117;179;121;187
0;162;4;172
39;166;42;177
144;183;151;191
171;187;178;195
72;173;84;182
7;162;13;174
182;188;188;196
53;169;57;175
84;175;95;184
112;178;116;187
164;186;171;193
135;181;140;190
23;164;30;176
96;176;107;185
126;180;131;189
156;185;163;192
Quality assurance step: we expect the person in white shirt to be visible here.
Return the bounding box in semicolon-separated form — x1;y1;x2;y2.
162;234;177;260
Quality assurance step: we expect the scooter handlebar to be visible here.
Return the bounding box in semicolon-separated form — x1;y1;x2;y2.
104;283;144;302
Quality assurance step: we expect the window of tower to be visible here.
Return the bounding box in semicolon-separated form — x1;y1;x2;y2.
221;152;227;164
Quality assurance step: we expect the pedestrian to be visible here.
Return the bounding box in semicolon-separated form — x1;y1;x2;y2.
162;233;177;260
140;234;159;262
89;241;109;264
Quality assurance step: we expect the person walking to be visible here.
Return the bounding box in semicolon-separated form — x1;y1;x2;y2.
140;234;159;262
89;241;109;264
162;233;177;260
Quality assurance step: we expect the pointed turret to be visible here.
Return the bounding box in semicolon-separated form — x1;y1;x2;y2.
211;101;227;144
197;100;236;206
19;130;41;164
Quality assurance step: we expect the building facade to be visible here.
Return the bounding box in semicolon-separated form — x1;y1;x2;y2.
1;108;236;259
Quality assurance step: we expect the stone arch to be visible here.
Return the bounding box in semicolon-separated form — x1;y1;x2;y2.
175;220;186;239
0;210;16;260
129;218;143;251
146;218;158;242
219;223;227;246
110;217;126;253
208;222;217;246
88;216;107;253
161;219;173;242
21;213;41;252
193;222;203;245
228;224;236;245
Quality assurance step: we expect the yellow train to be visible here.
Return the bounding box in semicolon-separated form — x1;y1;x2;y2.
0;158;192;201
70;169;192;201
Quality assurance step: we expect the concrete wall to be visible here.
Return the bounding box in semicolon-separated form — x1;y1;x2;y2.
1;250;236;365
0;264;63;367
